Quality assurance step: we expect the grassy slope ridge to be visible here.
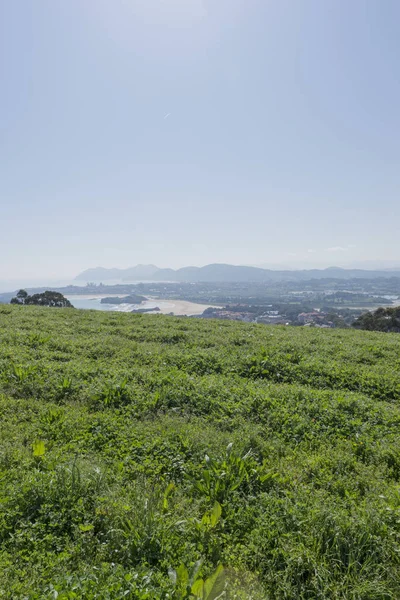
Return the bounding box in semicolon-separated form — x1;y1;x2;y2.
1;305;400;599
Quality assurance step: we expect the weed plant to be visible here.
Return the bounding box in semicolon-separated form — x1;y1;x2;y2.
0;305;400;598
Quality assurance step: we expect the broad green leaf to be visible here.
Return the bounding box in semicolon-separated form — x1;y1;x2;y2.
210;501;222;527
189;559;203;587
204;565;225;600
32;440;46;457
78;524;94;532
201;512;210;527
163;482;175;510
191;578;204;598
165;482;175;497
176;564;189;588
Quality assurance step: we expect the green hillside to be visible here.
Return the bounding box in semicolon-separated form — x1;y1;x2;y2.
1;305;400;599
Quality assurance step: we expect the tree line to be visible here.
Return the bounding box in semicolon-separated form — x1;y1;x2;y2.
352;306;400;333
11;289;74;308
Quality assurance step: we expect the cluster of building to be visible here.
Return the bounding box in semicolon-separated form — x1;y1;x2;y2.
200;308;255;322
199;306;336;328
255;310;287;325
200;307;289;324
297;311;335;327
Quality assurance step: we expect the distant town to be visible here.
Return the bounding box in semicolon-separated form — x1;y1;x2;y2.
198;306;341;327
2;271;400;329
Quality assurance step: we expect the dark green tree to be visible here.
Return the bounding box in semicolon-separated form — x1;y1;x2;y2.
11;290;73;308
352;306;400;333
10;289;29;305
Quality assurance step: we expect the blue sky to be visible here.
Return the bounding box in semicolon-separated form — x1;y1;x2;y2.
1;0;400;279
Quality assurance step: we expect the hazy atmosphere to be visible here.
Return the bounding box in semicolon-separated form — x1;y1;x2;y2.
3;3;400;597
1;0;400;280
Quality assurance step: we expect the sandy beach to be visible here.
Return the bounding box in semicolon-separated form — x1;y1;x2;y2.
145;299;220;316
66;295;220;316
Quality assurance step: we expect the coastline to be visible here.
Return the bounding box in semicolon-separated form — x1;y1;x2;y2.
66;294;221;316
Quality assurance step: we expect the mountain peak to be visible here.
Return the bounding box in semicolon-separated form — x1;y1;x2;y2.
75;263;400;283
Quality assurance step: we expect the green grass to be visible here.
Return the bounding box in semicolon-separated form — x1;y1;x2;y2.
1;305;400;598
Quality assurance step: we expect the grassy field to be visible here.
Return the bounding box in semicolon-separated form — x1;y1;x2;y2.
1;305;400;598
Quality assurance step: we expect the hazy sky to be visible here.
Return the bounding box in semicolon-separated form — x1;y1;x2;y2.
1;0;400;279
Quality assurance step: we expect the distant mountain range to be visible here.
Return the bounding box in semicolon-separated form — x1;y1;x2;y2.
75;264;400;283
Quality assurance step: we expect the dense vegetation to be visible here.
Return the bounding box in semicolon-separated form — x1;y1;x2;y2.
353;305;400;333
1;305;400;598
10;290;73;308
